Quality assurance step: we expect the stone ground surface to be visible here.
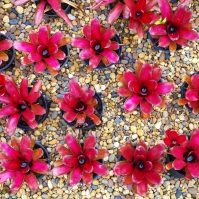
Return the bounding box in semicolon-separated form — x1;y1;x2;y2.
0;0;199;198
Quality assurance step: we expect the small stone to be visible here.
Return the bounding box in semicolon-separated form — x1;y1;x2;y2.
114;142;119;148
109;154;115;162
155;121;162;130
188;187;197;196
3;16;9;23
16;6;24;14
47;180;53;189
137;129;144;136
93;180;99;185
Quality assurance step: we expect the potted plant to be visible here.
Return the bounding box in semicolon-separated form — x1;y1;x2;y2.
0;33;14;72
178;73;199;114
163;129;187;178
125;0;159;39
14;25;70;76
92;0;131;24
0;135;50;192
52;133;108;185
114;141;165;196
148;0;198;52
165;129;199;179
11;0;78;26
0;73;13;96
117;61;174;118
71;18;122;70
57;79;103;131
0;77;50;135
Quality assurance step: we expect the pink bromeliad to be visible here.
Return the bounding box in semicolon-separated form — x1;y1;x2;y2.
72;19;120;69
14;25;70;76
118;62;174;117
0;135;50;192
0;37;13;66
12;0;73;26
52;134;108;185
114;141;165;196
93;0;131;24
178;73;199;114
0;78;46;135
149;0;198;51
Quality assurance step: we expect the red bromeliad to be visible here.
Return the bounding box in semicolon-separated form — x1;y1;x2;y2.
114;141;165;196
93;0;130;24
118;62;174;117
14;25;70;76
57;79;101;126
0;73;9;96
0;78;46;135
125;0;159;38
71;19;120;70
0;37;13;66
149;0;199;51
164;129;187;147
169;129;199;179
52;134;108;185
178;74;199;114
12;0;73;26
0;135;49;192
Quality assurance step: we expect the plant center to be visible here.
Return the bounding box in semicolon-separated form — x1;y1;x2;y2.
78;155;86;165
135;11;142;17
18;103;27;111
167;25;177;34
172;140;177;145
75;101;87;112
184;151;196;163
140;87;148;96
20;161;28;168
94;44;103;53
137;161;144;169
42;49;50;58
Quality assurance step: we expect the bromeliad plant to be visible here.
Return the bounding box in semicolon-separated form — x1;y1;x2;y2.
125;0;160;39
0;36;13;67
0;73;12;96
57;79;102;129
149;0;199;51
11;0;77;27
114;141;165;196
178;73;199;114
92;0;131;24
52;134;108;185
14;25;70;76
0;78;47;135
163;129;187;147
71;18;120;70
165;129;199;179
118;62;174;117
0;135;50;192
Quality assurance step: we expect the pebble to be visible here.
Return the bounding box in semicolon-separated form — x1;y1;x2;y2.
16;6;24;14
48;180;53;189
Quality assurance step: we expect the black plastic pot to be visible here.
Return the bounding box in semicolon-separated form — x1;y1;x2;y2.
0;33;15;72
166;154;185;178
84;35;122;70
62;93;103;131
34;0;72;17
34;141;50;178
180;72;199;112
17;92;51;131
147;32;181;58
